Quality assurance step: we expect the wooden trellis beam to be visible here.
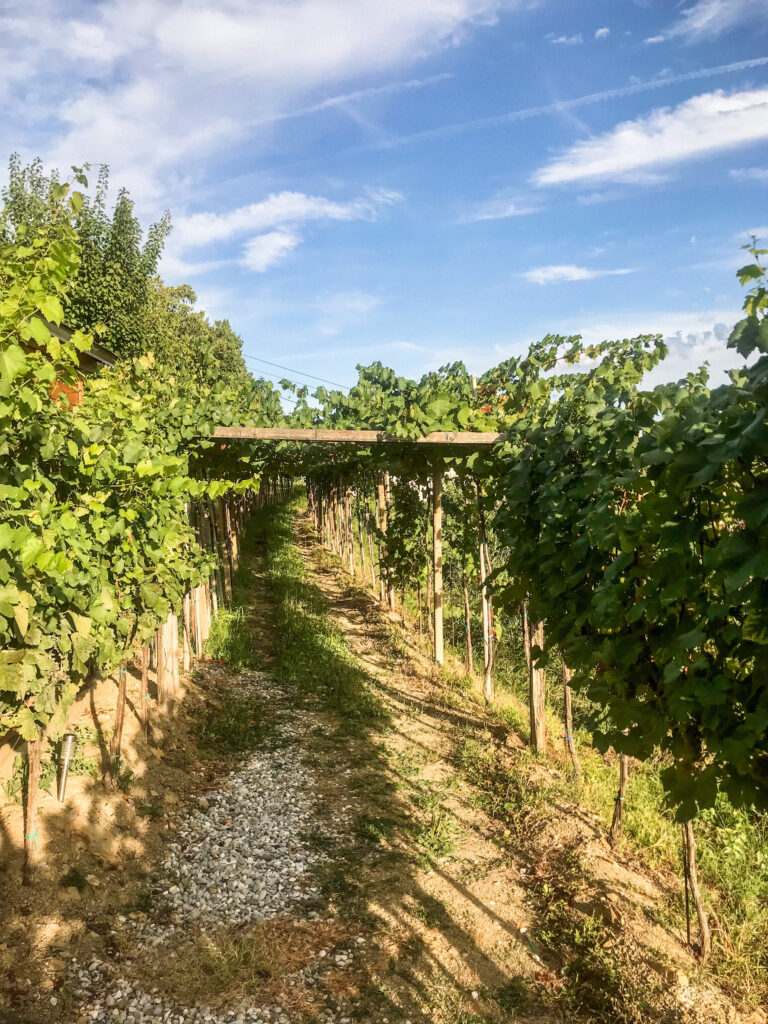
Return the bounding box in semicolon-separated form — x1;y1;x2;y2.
212;427;504;446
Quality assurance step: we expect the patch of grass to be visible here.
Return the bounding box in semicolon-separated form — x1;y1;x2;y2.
59;866;88;891
537;900;659;1024
489;976;536;1013
262;499;386;737
205;606;260;669
411;893;449;929
411;786;458;859
133;888;155;913
355;813;400;846
453;735;546;840
136;795;166;818
135;919;347;1009
191;688;273;757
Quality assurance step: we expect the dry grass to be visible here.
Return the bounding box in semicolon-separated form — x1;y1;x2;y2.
130;917;353;1011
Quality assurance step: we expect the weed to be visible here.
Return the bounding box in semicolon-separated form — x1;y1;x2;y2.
59;866;88;891
355;813;400;846
191;689;273;757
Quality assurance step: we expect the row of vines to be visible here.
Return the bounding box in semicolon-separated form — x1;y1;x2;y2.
1;160;766;983
0;174;287;880
250;242;768;968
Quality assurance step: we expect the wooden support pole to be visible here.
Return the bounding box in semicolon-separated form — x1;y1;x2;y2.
682;820;711;962
23;731;42;885
385;473;395;609
377;474;388;605
529;620;546;752
432;468;444;666
477;485;494;701
562;661;581;774
140;645;150;737
156;625;166;705
345;487;355;575
182;593;192;671
609;753;629;846
462;566;473;674
108;666;128;784
170;612;179;704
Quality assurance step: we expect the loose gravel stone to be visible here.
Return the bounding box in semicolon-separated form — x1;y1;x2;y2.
67;670;351;1024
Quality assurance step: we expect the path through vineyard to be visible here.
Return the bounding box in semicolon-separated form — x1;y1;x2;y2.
2;500;751;1024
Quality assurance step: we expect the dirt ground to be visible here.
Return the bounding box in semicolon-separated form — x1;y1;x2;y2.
0;505;764;1024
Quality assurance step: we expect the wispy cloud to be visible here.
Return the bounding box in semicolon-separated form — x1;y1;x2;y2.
0;0;505;207
241;230;301;272
595;27;610;39
546;32;583;45
461;197;540;222
533;88;768;187
730;167;768;183
173;189;400;249
522;265;634;285
370;56;768;150
160;188;401;277
645;0;760;45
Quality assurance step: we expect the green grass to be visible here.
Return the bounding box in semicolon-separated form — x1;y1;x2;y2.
262;498;386;733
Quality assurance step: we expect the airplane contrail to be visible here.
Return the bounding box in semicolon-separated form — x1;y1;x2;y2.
368;55;768;150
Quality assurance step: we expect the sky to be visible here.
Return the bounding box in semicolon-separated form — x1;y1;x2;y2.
1;0;768;396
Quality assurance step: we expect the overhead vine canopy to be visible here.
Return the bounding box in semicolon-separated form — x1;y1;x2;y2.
1;155;766;827
208;251;768;819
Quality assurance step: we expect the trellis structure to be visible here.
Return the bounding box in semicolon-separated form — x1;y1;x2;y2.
211;426;502;688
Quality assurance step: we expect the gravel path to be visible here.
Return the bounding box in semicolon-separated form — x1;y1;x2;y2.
67;670;352;1024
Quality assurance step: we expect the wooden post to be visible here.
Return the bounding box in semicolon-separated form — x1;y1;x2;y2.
108;666;128;785
682;820;711;962
140;645;150;737
521;603;531;673
182;593;192;671
367;512;376;591
462;565;473;674
377;474;388;605
529;620;546;751
609;754;629;846
432;468;444;666
156;624;167;706
562;661;581;774
477;486;494;701
170;612;179;704
345;486;355;575
23;731;42;885
223;500;236;582
385;472;395;609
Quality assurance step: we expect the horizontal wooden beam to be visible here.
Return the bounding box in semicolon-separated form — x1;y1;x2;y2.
212;426;505;446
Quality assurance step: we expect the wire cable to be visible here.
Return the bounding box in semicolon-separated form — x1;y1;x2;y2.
243;353;351;392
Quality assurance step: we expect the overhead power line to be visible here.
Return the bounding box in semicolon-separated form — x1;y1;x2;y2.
243;353;351;392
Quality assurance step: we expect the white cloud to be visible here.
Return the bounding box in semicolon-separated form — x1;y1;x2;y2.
595;27;610;39
546;32;583;45
730;167;768;183
172;189;400;250
645;0;760;44
533;88;768;187
573;310;742;386
0;0;503;209
522;265;634;284
241;230;301;273
576;190;625;205
461;197;540;222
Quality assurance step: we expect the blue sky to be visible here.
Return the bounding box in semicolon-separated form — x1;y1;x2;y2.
2;0;768;395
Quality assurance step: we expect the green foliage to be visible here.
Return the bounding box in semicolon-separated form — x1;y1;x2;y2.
0;168;278;745
489;272;768;813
